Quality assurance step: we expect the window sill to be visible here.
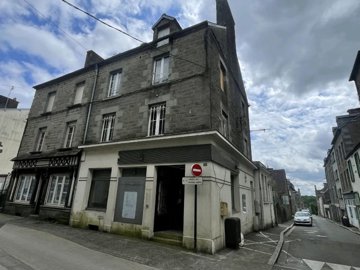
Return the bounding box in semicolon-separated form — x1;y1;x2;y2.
152;80;170;87
12;201;31;205
42;204;67;209
29;151;42;155
67;103;82;109
86;207;106;212
103;94;121;101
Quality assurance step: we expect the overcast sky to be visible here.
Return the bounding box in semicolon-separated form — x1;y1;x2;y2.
1;0;359;195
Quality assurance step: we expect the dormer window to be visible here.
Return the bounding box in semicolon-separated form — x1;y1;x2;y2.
158;27;170;39
152;14;182;45
157;27;170;47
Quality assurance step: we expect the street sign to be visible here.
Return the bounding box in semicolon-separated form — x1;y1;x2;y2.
191;163;202;177
182;177;203;185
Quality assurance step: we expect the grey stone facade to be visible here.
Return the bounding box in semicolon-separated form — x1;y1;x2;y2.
5;0;251;229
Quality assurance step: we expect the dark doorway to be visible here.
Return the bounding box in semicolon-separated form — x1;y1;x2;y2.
154;166;185;232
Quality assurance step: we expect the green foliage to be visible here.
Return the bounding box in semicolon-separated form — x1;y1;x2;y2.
301;195;318;215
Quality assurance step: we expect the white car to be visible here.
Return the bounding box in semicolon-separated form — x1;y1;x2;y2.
294;211;312;226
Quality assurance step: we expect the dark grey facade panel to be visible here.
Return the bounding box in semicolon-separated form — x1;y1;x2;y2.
118;145;212;165
118;144;238;172
114;176;145;224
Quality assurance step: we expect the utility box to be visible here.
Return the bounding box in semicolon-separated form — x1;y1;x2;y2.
225;217;241;249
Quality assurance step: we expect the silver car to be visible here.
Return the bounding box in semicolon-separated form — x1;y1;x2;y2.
294;211;312;226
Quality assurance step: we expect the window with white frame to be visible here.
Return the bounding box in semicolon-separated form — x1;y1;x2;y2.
100;113;115;142
45;175;70;207
108;71;122;97
64;122;76;148
220;61;227;91
14;175;36;203
355;152;360;177
148;103;166;136
35;128;46;152
242;193;247;212
74;82;84;104
231;175;240;212
45;92;56;112
153;56;169;84
157;27;170;47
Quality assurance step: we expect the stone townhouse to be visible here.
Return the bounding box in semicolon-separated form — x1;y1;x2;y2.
3;65;92;222
253;162;275;230
345;143;360;229
70;0;256;254
4;0;267;253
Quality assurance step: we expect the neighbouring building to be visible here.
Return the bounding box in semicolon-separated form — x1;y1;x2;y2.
324;108;360;228
269;169;293;223
253;162;275;230
344;143;360;229
323;147;343;222
0;96;29;209
350;50;360;102
4;0;273;253
316;183;331;218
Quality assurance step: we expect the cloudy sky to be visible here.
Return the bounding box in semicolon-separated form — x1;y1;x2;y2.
1;0;359;195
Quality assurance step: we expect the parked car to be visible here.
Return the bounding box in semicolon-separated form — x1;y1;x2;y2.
294;211;313;226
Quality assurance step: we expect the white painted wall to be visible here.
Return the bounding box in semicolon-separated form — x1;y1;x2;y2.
0;109;29;175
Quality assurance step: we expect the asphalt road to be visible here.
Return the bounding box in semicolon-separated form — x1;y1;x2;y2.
275;215;360;270
0;224;157;270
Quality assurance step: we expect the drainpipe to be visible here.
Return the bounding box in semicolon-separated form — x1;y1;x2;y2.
83;64;99;144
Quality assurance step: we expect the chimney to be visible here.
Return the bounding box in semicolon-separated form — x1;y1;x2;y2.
215;0;242;85
84;50;104;68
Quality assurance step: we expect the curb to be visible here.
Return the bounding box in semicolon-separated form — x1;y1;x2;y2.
267;223;294;266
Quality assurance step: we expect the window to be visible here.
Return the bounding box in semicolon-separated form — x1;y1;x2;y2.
108;71;122;97
231;175;240;212
74;83;84;104
348;160;355;182
35;128;46;152
148;103;166;136
220;61;227;91
153;56;169;84
221;110;229;137
242;194;247;212
157;27;170;47
45;175;70;207
64;122;76;148
355;153;360;177
45;92;56;112
88;169;111;209
100;114;115;142
14;175;36;203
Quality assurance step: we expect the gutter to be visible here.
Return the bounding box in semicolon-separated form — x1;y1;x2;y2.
83;64;99;144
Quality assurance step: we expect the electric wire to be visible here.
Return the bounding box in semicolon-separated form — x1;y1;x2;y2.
22;0;88;52
61;0;205;69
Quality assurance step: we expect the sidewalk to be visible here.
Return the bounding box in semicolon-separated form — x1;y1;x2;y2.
0;213;290;270
321;216;360;236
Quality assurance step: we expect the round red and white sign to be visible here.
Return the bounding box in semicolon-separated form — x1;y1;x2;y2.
191;163;202;177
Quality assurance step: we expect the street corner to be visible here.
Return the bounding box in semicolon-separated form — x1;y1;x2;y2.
224;231;280;266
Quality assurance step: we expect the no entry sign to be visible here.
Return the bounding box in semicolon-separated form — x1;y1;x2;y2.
191;164;202;177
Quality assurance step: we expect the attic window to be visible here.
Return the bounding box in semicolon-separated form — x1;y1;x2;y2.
157;27;170;47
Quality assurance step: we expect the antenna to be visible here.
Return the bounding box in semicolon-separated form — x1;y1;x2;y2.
4;86;14;111
250;129;268;132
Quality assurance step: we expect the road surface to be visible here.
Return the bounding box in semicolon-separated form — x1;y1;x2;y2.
275;215;360;270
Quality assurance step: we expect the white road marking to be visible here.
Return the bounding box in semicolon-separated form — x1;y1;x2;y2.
315;235;327;238
240;246;272;256
326;262;351;270
303;259;325;270
302;259;356;270
259;231;277;244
